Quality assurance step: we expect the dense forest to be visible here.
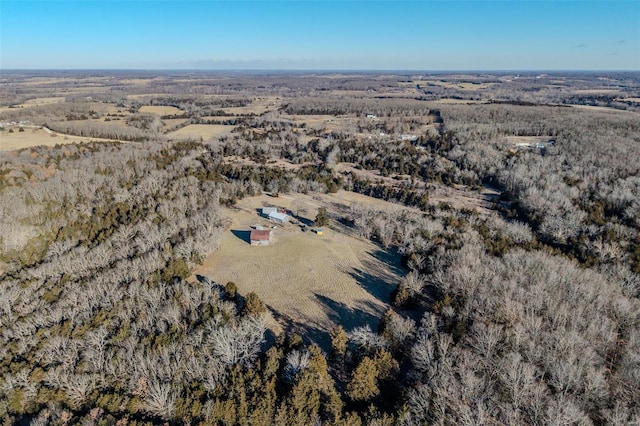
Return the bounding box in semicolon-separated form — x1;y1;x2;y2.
0;72;639;425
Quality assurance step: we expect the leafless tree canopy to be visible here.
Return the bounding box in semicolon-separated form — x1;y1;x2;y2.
1;71;639;424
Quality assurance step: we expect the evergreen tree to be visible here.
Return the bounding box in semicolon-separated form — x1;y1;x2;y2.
315;207;330;227
347;357;379;402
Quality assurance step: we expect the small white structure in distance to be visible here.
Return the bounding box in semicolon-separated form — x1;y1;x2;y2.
398;134;417;141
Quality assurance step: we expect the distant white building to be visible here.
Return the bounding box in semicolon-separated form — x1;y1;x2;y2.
398;134;417;141
366;114;377;119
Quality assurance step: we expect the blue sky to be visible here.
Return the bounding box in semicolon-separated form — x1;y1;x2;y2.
1;1;638;70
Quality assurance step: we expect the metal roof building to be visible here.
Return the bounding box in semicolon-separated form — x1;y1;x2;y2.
262;207;278;215
268;211;289;223
250;229;273;246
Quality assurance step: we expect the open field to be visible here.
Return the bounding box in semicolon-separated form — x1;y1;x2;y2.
221;96;280;115
410;80;497;90
574;89;621;94
503;135;555;145
288;114;337;129
161;118;190;131
432;98;487;104
194;192;405;345
333;163;500;216
0;126;120;151
0;96;67;113
21;96;67;106
126;93;171;100
168;124;235;140
223;156;318;171
429;184;502;215
139;105;184;115
570;104;640;114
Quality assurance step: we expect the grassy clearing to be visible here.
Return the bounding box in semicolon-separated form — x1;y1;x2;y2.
194;192;405;344
139;105;184;115
161;118;190;131
409;80;496;90
0;96;67;114
168;124;235;140
22;96;67;106
570;104;639;114
432;98;487;104
222;96;280;115
0;127;119;151
503;135;554;145
288;114;336;129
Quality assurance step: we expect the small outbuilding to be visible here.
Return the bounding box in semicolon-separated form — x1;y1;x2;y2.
250;229;273;246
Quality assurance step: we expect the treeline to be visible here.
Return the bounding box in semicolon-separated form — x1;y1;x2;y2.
1;75;640;424
0;102;112;123
0;141;233;423
281;97;433;116
43;120;154;142
438;103;640;277
344;202;639;424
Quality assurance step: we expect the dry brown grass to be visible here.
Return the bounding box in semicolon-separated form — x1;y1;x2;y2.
407;80;496;91
0;97;67;114
428;184;500;216
574;89;620;94
432;98;487;104
570;105;639;114
223;156;318;171
22;96;67;106
161;118;190;131
503;136;553;145
168;124;235;140
193;192;405;343
139;105;184;115
288;114;336;129
222;96;280;115
0;126;120;151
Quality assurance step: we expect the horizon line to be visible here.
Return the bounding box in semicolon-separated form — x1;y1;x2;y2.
1;68;639;74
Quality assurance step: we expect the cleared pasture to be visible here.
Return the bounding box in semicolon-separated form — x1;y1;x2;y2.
0;127;119;151
0;96;67;113
194;192;405;343
161;118;190;131
139;105;184;115
503;135;554;145
287;114;336;129
221;96;280;115
168;124;235;140
407;80;497;90
432;98;486;104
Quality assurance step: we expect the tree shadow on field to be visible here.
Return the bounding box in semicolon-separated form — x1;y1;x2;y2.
348;248;407;304
267;305;333;351
371;247;406;277
289;213;314;226
231;229;251;244
314;293;384;332
266;295;386;353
